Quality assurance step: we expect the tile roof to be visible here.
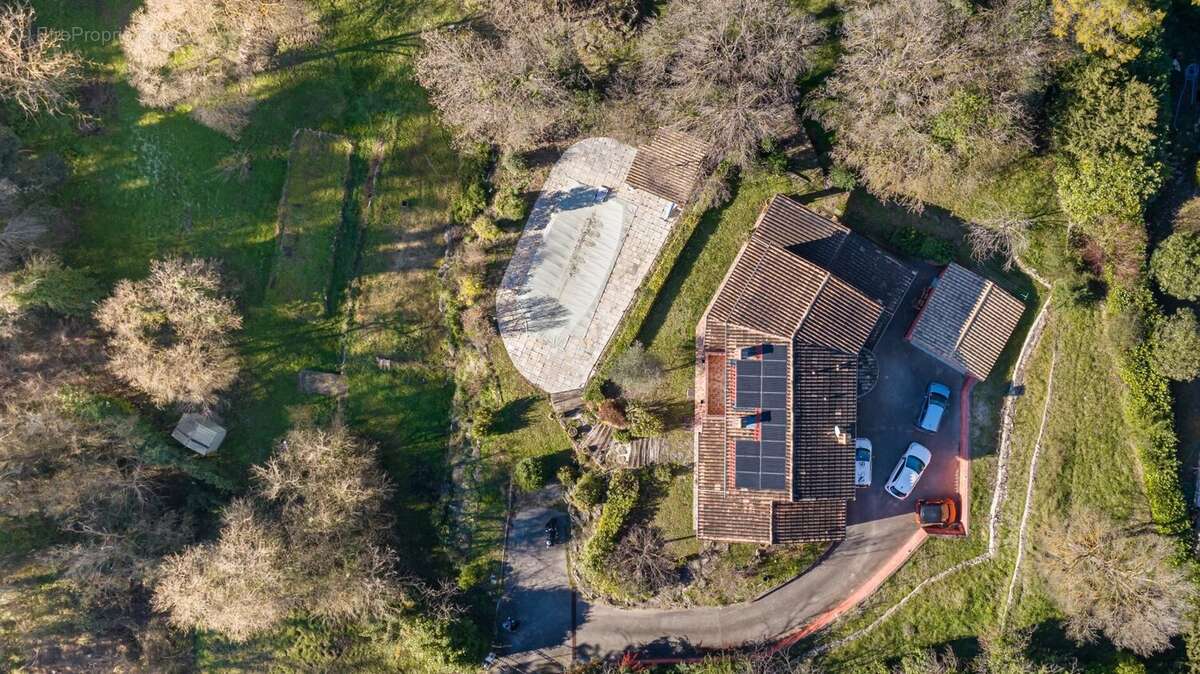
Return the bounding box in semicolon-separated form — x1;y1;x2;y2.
693;196;914;544
625;130;710;206
908;263;1025;380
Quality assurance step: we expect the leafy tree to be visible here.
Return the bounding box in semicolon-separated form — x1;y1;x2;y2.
155;426;403;642
1051;0;1164;63
817;0;1051;208
1053;61;1161;230
514;455;551;492
1151;308;1200;381
633;0;822;165
121;0;320;138
1151;231;1200;300
96;257;242;409
0;2;84;116
571;470;607;510
1175;196;1200;232
1037;508;1193;656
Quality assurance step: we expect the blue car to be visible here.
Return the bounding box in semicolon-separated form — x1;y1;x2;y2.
916;382;951;433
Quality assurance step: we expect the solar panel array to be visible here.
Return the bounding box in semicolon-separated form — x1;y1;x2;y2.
734;345;788;491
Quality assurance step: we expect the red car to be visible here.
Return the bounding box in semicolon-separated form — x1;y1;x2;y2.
915;498;957;529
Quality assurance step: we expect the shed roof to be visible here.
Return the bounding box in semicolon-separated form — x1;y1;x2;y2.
908;263;1025;380
625;130;709;206
172;414;226;456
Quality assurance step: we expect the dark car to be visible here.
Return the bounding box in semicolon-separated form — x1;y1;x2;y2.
916;382;952;433
915;498;957;528
543;518;558;547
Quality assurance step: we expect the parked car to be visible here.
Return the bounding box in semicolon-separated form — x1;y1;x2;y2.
915;497;957;528
854;438;873;487
544;518;558;547
885;442;932;499
916;382;952;432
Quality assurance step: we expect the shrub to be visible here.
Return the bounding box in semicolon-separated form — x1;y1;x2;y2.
1152;309;1200;382
889;226;954;264
457;274;485;306
612;427;633;443
626;404;665;438
451;179;487;224
5;254;100;317
571;470;607;510
493;187;527;222
829;164;857;190
1175;196;1200;233
1150;231;1200;301
514;455;550;492
472;405;496;436
609;341;664;400
595;398;627;427
470;214;503;243
456;557;495;591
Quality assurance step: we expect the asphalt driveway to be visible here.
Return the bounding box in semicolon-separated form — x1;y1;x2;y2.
493;488;573;672
851;262;965;525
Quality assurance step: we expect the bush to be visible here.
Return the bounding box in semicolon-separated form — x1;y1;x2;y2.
612;428;633;443
571;470;607;510
556;464;578;489
889;226;955;264
5;254;100;317
1152;309;1200;382
493;186;527;222
457;274;485;305
626;404;665;438
1150;231;1200;301
595;398;627;427
470;214;503;243
829;164;857;190
452;179;487;224
456;557;495;591
514;456;550;492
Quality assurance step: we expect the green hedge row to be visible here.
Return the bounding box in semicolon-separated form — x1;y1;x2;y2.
578;469;639;597
1108;284;1190;538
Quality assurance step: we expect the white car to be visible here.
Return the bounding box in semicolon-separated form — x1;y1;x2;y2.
854;438;873;487
884;442;932;500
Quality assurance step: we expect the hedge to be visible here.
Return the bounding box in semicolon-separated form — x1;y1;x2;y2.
578;469;639;597
1108;284;1189;537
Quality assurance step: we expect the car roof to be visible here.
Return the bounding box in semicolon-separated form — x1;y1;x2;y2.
906;442;932;461
920;401;945;430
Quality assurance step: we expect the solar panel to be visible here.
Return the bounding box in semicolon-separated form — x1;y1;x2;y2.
732;342;789;492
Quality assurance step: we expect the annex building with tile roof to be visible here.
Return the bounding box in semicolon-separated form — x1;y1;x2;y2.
692;196;915;544
906;263;1025;381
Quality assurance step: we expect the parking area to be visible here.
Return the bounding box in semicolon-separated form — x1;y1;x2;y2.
850;263;965;526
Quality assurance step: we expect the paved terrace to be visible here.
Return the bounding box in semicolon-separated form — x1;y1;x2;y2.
497;138;677;393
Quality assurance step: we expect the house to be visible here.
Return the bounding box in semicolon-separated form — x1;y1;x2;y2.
693;196;915;544
906;263;1024;382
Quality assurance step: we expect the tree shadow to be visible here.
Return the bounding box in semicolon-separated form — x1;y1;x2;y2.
491;396;540;435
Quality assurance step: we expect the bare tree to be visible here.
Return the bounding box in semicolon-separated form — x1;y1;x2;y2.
0;3;83;116
967;203;1034;271
96;257;242;409
120;0;320;138
155;425;405;641
0;379;194;610
816;0;1052;209
634;0;822;166
1037;508;1194;656
415;19;587;151
613;524;676;594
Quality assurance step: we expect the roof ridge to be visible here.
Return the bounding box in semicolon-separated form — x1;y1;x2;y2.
954;279;994;352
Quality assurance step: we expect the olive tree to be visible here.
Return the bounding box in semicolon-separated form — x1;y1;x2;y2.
96;258;242;409
634;0;822;166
